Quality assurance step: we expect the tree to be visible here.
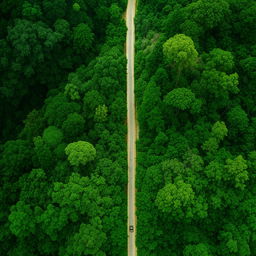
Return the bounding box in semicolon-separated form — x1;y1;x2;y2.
239;2;256;42
199;70;239;98
37;204;69;241
51;173;112;217
65;220;107;256
62;113;85;140
202;121;228;153
184;243;211;256
33;136;53;170
95;158;124;185
224;155;248;190
7;19;62;75
164;88;201;113
54;19;71;41
180;20;203;43
64;83;80;101
73;3;81;12
211;121;228;141
42;0;66;22
0;139;32;177
8;201;36;238
163;34;198;71
94;105;108;122
19;109;45;141
227;106;249;132
205;48;235;73
42;126;63;148
185;0;230;30
109;3;122;22
240;57;256;80
22;1;42;20
83;90;104;119
18;169;49;206
202;137;219;154
73;23;94;52
44;93;80;127
164;88;194;110
161;159;186;184
90;47;126;101
139;81;164;135
65;141;96;167
155;180;195;218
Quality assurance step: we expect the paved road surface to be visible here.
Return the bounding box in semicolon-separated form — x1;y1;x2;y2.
126;0;137;255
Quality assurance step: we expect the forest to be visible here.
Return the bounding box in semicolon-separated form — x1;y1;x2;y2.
135;0;256;255
0;0;128;255
1;0;256;255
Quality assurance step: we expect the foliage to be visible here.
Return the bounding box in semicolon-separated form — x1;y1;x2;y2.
185;0;230;30
64;83;80;101
0;1;128;255
8;201;36;238
155;180;195;217
73;23;94;53
2;0;256;255
62;113;85;140
65;141;96;166
43;126;63;148
73;3;81;12
163;34;198;70
164;88;201;113
135;0;256;254
94;105;108;122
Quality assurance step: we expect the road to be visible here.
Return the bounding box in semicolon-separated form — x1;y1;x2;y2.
126;0;137;255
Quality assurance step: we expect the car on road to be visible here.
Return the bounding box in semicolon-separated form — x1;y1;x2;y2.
129;225;134;232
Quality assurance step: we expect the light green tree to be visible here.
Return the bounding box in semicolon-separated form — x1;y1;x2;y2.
186;0;230;29
65;141;96;166
72;3;80;12
163;34;198;72
64;83;80;101
211;121;228;141
94;105;108;122
224;155;248;190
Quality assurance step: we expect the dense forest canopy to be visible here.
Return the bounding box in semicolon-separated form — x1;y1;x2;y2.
135;0;256;255
1;0;256;255
0;0;128;255
0;0;127;142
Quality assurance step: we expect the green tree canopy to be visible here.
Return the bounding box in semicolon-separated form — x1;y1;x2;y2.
42;126;63;148
205;48;235;73
73;23;94;52
163;34;198;70
155;180;195;218
65;220;107;256
227;106;249;132
8;201;36;238
164;88;201;113
65;141;96;167
62;113;85;140
185;0;230;29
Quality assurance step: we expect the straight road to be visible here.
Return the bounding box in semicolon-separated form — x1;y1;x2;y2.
126;0;137;255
